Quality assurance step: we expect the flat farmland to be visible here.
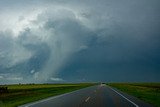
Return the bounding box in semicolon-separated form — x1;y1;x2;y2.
0;83;94;107
108;83;160;107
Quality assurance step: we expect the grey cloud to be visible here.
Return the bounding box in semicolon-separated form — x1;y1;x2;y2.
0;31;32;68
34;9;94;82
0;73;24;84
0;0;160;83
0;7;93;83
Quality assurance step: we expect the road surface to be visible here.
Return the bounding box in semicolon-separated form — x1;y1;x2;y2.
20;84;153;107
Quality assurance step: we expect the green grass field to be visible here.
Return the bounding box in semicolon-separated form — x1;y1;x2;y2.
108;83;160;107
0;83;94;107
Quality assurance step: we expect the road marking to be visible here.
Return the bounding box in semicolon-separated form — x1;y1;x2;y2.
108;86;139;107
85;97;90;102
19;86;95;107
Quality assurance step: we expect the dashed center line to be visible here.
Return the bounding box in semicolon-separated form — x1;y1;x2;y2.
85;97;90;102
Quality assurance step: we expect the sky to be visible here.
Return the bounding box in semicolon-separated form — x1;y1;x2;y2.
0;0;160;84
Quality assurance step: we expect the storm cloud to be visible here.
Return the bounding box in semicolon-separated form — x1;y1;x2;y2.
0;0;160;84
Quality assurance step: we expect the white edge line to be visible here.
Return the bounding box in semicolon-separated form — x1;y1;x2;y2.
107;85;139;107
20;93;69;107
19;86;92;107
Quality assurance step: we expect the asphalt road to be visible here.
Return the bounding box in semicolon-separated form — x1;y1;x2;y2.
20;84;153;107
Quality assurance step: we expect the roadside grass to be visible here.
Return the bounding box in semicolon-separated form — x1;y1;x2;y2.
107;83;160;107
0;83;94;107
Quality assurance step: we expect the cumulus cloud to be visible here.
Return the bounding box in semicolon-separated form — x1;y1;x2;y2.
0;4;93;83
0;0;160;83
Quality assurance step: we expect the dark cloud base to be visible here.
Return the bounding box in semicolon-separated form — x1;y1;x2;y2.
0;0;160;84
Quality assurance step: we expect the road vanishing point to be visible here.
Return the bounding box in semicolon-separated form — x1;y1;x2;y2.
20;84;153;107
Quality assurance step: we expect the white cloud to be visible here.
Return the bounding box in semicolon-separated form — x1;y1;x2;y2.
50;77;64;81
0;5;43;37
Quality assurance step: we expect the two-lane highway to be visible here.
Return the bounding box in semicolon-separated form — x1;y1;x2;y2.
20;84;153;107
